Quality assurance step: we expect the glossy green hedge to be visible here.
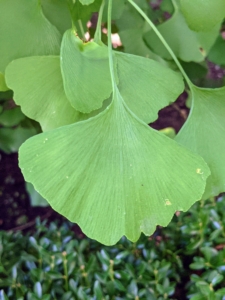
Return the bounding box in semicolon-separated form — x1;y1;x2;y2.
1;197;225;299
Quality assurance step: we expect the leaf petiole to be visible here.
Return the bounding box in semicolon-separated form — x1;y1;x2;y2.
107;0;117;94
94;0;105;43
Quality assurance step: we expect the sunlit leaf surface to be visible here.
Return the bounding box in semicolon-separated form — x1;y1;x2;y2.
176;86;225;199
19;88;210;245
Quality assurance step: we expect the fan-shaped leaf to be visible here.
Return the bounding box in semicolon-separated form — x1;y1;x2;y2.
60;30;114;113
144;10;219;62
116;52;184;123
180;0;225;32
5;57;89;132
0;0;61;74
19;88;210;245
176;86;225;199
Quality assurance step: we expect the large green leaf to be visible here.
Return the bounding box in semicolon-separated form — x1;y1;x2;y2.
115;52;184;123
144;10;219;62
0;0;61;74
175;85;225;199
41;0;72;34
5;57;90;131
5;56;112;131
19;88;210;245
6;52;183;130
180;0;225;32
60;30;114;113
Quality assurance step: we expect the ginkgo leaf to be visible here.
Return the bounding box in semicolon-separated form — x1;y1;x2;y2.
0;0;61;74
116;52;184;123
60;30;115;113
175;85;225;199
5;57;89;131
0;73;8;92
180;0;225;32
5;56;112;131
19;88;210;245
41;0;72;34
144;10;219;62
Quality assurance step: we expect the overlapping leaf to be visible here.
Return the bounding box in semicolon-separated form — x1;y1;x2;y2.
5;57;90;131
144;11;219;62
0;0;61;75
115;52;184;123
19;88;210;245
180;0;225;32
5;49;183;130
175;86;225;199
60;30;114;113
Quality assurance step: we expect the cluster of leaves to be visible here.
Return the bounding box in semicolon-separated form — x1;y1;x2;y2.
1;197;225;300
1;0;225;245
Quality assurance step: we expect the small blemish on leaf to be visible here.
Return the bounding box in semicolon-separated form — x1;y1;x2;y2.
196;168;203;174
165;199;172;206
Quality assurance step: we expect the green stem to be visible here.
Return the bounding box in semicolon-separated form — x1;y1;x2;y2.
78;19;86;40
127;0;193;90
107;0;117;93
94;0;105;43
